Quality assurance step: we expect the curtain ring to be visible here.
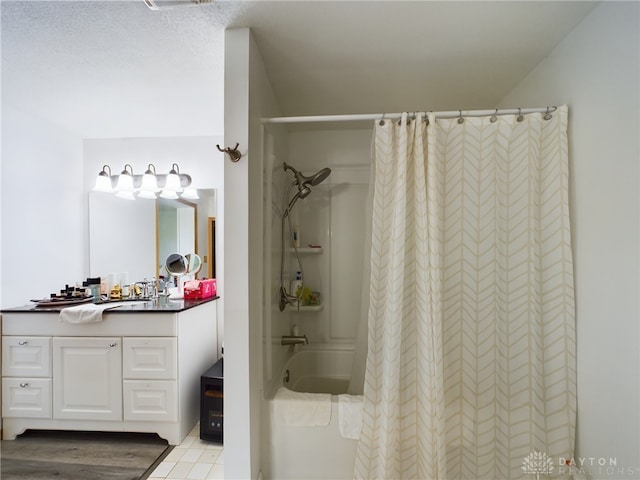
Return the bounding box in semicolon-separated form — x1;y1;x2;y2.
379;113;386;126
457;110;464;124
490;108;498;123
543;106;553;121
517;108;524;122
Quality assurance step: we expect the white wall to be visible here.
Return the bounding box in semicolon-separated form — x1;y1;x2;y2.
223;27;282;480
1;105;84;306
500;2;640;475
286;128;371;346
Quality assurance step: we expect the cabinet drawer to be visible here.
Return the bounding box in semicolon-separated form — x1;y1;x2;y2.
2;378;52;418
123;380;177;422
123;337;177;380
2;337;51;377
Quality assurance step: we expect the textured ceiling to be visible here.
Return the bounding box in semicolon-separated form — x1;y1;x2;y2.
1;0;598;138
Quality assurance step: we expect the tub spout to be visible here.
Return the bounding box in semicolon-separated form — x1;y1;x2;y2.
281;335;309;346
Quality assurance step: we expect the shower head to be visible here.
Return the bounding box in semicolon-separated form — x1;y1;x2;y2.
283;163;331;188
306;167;331;187
283;163;331;214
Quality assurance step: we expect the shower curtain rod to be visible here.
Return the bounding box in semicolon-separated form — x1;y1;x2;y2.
261;106;556;124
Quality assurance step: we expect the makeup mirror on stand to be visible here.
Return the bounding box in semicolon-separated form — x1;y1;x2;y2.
166;253;187;299
185;253;202;277
165;253;202;299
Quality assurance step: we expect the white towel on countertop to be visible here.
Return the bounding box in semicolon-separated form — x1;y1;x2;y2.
272;387;332;427
59;302;127;324
338;394;363;439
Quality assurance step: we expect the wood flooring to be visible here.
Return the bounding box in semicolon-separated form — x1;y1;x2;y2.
0;430;172;480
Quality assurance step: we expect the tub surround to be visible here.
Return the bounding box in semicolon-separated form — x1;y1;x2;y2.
1;297;219;445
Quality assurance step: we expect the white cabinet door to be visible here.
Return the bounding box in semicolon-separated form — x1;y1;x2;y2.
123;337;177;380
2;378;51;418
52;337;122;420
2;337;51;377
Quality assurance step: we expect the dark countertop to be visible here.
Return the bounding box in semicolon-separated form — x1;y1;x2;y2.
1;296;218;314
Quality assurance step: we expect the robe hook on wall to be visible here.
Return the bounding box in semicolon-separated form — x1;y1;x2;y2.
217;143;242;162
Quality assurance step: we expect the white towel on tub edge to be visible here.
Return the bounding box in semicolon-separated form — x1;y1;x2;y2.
338;394;363;439
272;387;332;427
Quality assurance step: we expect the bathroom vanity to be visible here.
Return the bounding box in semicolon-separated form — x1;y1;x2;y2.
1;297;218;445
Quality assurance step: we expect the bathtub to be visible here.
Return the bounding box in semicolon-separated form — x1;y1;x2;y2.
265;348;362;480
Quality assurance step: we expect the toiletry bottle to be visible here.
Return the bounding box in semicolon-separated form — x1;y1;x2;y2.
120;272;130;299
107;272;117;299
290;271;303;298
86;277;101;303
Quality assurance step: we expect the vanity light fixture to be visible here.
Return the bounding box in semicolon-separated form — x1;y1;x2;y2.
159;189;180;199
115;164;136;200
138;164;160;199
180;188;200;200
93;165;113;192
93;162;194;201
163;163;183;193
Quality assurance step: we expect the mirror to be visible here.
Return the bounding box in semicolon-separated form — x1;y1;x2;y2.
166;253;188;276
157;198;197;278
89;189;217;283
165;253;202;299
186;253;203;276
165;253;202;277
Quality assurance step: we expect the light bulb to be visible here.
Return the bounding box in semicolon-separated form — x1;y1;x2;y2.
94;174;113;192
139;164;159;195
164;173;182;192
114;164;135;193
93;165;113;192
180;188;199;200
164;163;183;192
160;189;179;199
137;189;158;199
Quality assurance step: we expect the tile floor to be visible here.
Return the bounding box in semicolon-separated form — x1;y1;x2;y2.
148;423;223;480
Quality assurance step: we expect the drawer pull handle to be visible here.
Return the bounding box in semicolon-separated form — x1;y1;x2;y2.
109;343;117;348
18;341;28;346
19;383;29;388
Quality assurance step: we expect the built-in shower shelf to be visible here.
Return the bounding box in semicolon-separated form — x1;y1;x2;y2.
287;304;324;312
288;247;323;254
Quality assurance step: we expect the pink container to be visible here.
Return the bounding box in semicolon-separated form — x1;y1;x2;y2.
183;278;217;299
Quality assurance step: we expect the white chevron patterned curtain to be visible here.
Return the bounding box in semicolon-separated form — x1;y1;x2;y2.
354;106;576;480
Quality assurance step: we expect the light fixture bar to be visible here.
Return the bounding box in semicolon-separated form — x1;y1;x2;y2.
93;163;194;200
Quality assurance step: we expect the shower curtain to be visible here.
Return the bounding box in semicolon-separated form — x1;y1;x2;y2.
354;106;575;480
